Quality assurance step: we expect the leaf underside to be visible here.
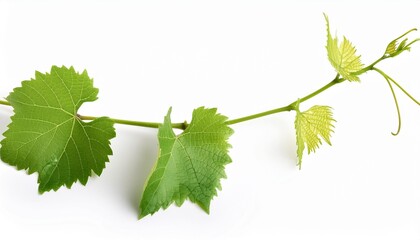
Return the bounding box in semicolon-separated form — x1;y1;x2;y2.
295;105;335;169
0;66;116;193
325;14;364;81
139;107;233;218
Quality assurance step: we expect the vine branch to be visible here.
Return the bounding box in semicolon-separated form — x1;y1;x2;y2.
0;53;410;130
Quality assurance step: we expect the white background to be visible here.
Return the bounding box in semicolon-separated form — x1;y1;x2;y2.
1;0;420;239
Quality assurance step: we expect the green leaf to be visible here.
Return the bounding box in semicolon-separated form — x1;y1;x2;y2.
386;38;408;56
0;66;116;193
139;107;233;218
324;14;364;82
295;104;335;169
385;28;420;57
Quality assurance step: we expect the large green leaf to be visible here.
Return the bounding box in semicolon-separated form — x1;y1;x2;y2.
139;107;233;218
325;14;364;81
0;66;115;193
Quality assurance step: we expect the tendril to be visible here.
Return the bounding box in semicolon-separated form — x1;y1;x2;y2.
383;73;402;135
372;67;420;136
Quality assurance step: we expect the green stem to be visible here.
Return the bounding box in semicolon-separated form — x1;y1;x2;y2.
0;52;409;130
225;106;293;125
298;74;344;103
354;56;387;75
226;74;344;125
0;100;187;129
0;100;11;106
79;115;187;130
0;74;346;129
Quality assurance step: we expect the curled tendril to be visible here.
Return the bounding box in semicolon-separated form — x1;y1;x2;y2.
373;67;420;136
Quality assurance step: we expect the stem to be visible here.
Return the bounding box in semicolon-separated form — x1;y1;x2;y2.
298;74;344;103
354;56;387;75
0;74;347;129
79;115;187;130
0;101;187;129
226;74;344;125
0;52;412;130
0;100;11;106
225;106;293;125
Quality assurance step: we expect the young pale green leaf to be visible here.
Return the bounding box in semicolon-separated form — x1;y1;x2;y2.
385;28;420;58
324;14;364;82
386;38;408;56
0;66;116;193
139;107;233;218
295;105;335;169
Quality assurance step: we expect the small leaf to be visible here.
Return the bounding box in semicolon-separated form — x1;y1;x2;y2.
139;107;233;218
385;28;420;57
295;104;335;169
324;14;364;82
0;66;116;193
385;38;406;56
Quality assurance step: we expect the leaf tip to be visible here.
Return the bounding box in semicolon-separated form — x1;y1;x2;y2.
198;202;211;215
37;187;46;195
323;12;329;22
138;211;148;220
166;106;173;117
